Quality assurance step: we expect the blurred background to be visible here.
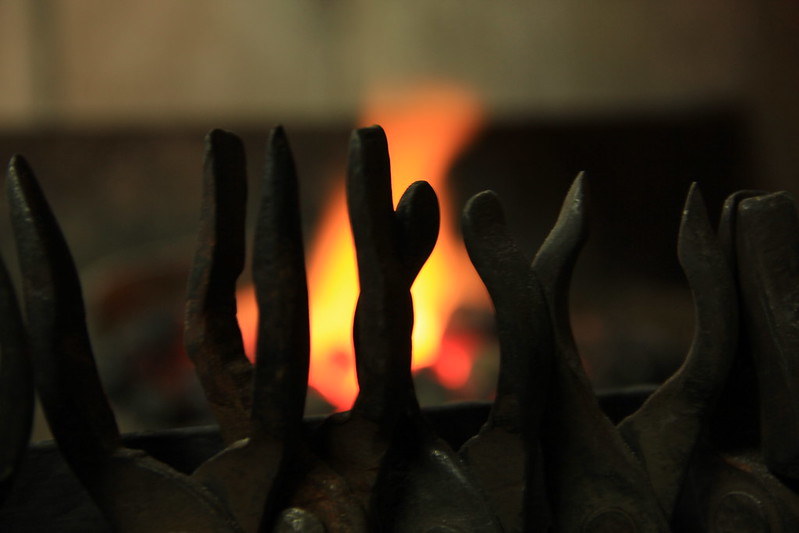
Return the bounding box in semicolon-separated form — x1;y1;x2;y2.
0;1;797;439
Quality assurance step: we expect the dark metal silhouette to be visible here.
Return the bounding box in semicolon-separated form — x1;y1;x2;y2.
3;126;799;532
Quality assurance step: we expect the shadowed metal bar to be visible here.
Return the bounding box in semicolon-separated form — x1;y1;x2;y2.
8;155;244;532
192;127;313;532
532;174;670;532
460;190;553;531
0;246;33;504
617;184;737;517
736;192;799;482
185;129;253;445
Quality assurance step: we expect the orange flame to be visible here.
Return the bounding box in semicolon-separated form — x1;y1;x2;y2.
238;84;488;410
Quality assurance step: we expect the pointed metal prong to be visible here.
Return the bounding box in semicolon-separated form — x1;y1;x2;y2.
192;127;312;532
346;125;398;282
710;190;767;450
532;173;669;531
532;173;587;306
459;190;553;531
321;127;499;532
395;180;440;283
461;190;551;430
7;155;121;462
185;129;253;444
0;251;32;503
618;183;737;517
347;126;414;424
736;191;799;481
718;190;767;273
531;172;588;371
8;156;246;532
250;125;310;442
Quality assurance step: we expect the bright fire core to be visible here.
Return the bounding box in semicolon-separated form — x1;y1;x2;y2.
238;84;489;411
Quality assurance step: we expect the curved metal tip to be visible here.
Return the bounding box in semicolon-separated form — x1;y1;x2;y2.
346;124;394;282
265;125;296;184
6;155;36;202
395;181;440;280
677;183;719;276
268;124;289;149
353;124;386;138
8;154;30;176
535;172;588;272
463;190;505;232
530;172;589;370
739;190;795;218
348;124;390;169
348;127;390;180
566;171;587;215
6;157;121;461
206;128;243;147
680;182;703;221
349;125;388;154
203;129;246;186
462;189;549;429
462;191;522;278
718;190;767;265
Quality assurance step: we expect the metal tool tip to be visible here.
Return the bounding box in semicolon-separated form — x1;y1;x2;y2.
464;190;503;226
403;180;437;204
269;124;287;141
564;171;588;212
682;182;705;216
206;129;243;151
6;155;38;201
267;125;291;155
351;125;387;147
739;190;795;216
573;170;586;188
7;154;30;179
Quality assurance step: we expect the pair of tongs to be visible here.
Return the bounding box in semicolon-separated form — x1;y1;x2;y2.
314;126;499;532
185;128;366;532
462;176;736;531
8;154;242;532
673;190;799;531
5;128;350;532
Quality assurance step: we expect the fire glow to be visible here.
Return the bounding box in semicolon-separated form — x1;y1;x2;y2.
237;85;489;410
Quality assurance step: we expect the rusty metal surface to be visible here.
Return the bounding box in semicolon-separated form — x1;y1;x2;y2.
460;190;553;531
190;126;311;531
184;129;253;445
4;126;799;531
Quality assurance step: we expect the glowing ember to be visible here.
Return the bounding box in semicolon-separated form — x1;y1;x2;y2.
238;83;489;410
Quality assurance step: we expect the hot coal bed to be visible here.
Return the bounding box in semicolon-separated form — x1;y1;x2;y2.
1;118;795;532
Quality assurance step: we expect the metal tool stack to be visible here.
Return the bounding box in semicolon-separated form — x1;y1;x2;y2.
1;125;798;531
